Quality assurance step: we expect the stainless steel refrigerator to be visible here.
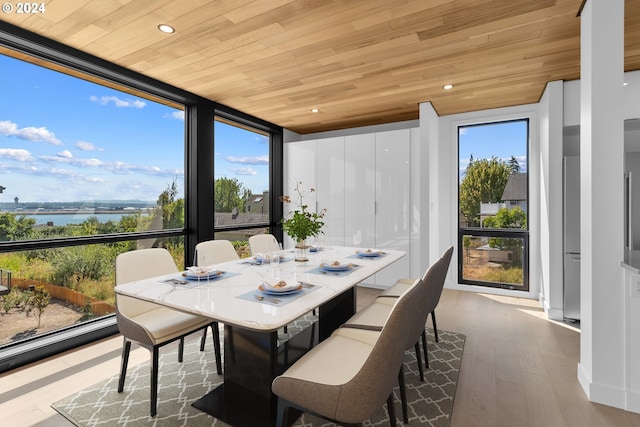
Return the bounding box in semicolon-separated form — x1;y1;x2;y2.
563;156;580;321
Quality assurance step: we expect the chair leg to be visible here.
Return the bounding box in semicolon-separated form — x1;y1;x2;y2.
421;329;429;370
398;365;409;424
276;397;289;427
414;342;424;382
212;323;222;375
200;326;208;351
178;337;184;363
431;310;439;342
150;346;159;417
117;338;131;393
387;393;397;427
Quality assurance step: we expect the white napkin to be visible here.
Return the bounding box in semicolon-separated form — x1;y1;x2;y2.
262;278;300;292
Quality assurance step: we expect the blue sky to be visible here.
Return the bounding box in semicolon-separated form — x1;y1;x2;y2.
0;53;269;203
458;120;528;180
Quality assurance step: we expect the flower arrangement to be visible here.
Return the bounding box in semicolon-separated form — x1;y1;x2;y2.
279;182;326;244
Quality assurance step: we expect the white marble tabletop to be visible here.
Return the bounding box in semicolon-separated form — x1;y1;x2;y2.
115;246;405;332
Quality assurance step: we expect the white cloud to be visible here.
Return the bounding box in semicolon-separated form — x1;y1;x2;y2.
58;150;73;159
0;120;62;145
230;167;257;176
165;111;185;120
89;95;146;109
225;155;269;165
76;140;103;151
0;148;33;162
49;168;78;177
40;155;104;167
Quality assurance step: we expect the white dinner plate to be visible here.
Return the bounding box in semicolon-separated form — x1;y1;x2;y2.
259;283;302;295
183;269;223;280
320;263;350;271
356;250;383;258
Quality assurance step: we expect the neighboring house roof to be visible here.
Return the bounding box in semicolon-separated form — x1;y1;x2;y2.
502;173;527;201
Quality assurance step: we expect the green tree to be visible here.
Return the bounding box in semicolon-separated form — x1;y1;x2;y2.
215;177;252;212
508;155;521;174
23;286;50;329
459;157;511;226
483;206;527;264
0;213;36;241
153;179;184;230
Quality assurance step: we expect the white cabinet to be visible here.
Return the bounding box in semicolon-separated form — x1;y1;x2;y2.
285;128;415;288
316;137;345;246
345;134;376;249
374;129;411;286
283;140;317;249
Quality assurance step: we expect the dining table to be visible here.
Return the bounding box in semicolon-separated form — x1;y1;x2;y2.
114;245;405;426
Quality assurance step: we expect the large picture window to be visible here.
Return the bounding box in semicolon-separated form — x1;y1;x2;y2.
0;51;186;347
213;117;271;254
0;53;185;240
458;119;529;290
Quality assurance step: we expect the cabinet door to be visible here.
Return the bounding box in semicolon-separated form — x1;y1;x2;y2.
283;140;317;248
345;134;376;250
375;129;411;287
316;137;345;246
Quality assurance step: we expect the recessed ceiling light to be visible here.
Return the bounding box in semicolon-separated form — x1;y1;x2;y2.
158;24;175;34
443;84;454;90
311;108;319;113
624;82;629;86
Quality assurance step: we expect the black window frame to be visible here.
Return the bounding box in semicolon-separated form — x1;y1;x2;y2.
456;118;530;291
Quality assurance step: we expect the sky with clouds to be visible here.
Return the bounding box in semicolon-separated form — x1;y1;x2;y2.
458;119;528;181
0;53;269;204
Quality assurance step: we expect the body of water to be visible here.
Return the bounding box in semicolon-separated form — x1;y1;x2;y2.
25;212;143;226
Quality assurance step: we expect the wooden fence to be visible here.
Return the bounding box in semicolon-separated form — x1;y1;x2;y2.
12;279;115;316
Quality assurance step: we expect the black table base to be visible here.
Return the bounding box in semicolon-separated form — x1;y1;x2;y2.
193;287;356;426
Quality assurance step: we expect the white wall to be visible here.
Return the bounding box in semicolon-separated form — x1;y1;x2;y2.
538;81;565;320
564;69;640;127
577;0;626;410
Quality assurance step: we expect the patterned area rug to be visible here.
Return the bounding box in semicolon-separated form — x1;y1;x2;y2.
52;326;465;427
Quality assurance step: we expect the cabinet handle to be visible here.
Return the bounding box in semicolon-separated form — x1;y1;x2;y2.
572;257;581;262
374;201;377;215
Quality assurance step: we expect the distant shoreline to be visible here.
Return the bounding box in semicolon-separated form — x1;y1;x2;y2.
10;209;151;216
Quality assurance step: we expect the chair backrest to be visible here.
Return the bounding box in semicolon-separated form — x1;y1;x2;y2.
116;248;179;284
195;240;239;266
248;234;278;256
423;246;454;314
333;276;427;423
115;248;179;320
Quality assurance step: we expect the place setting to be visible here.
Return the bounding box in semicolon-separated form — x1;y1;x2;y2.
237;276;320;306
307;259;363;276
350;248;387;260
161;266;238;288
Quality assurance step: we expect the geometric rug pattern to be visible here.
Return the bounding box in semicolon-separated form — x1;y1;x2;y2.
52;326;465;427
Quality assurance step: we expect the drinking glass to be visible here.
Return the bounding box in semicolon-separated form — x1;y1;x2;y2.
353;230;362;249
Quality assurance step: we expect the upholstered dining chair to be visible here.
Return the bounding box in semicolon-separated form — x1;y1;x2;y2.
115;248;217;417
379;246;453;370
248;233;279;256
193;239;239;373
194;239;239;265
272;275;426;427
334;246;454;423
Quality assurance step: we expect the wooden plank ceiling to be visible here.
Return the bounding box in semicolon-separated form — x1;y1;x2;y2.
1;0;640;134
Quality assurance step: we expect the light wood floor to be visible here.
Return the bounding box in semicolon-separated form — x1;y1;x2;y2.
1;288;639;427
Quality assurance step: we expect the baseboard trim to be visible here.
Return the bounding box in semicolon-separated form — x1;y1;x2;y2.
627;390;640;414
577;362;628;410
